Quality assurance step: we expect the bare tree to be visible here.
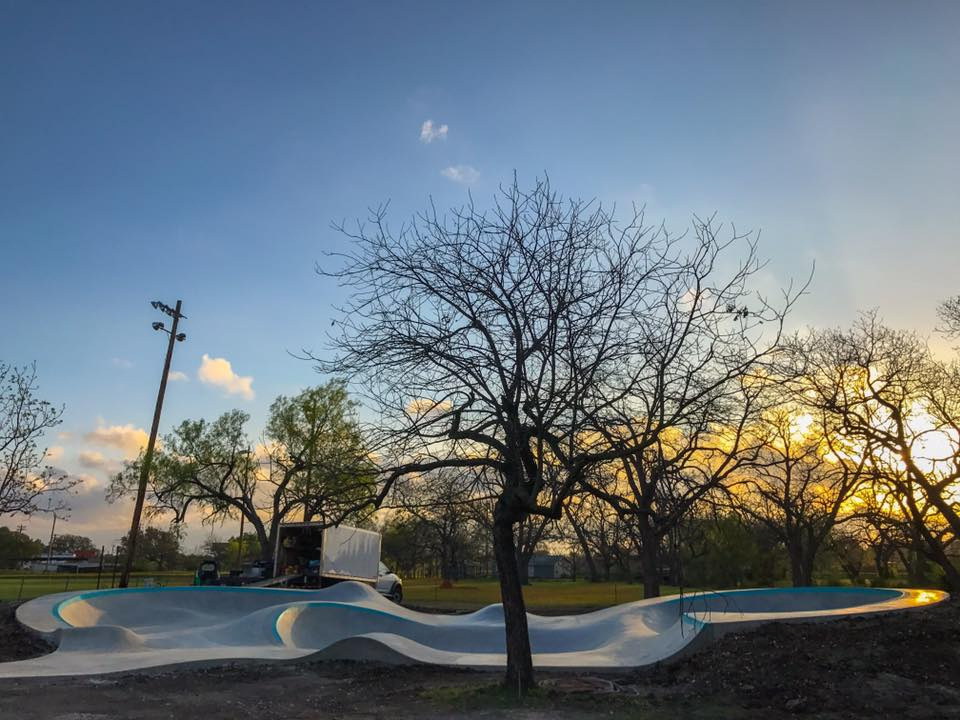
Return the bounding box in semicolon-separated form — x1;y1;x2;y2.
1;363;76;516
579;219;804;597
782;312;960;589
563;482;635;582
836;487;908;582
318;177;800;687
937;295;960;338
320;178;680;689
468;484;560;586
389;467;486;583
726;408;865;586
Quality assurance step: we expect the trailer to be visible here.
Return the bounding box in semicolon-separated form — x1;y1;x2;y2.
272;523;381;588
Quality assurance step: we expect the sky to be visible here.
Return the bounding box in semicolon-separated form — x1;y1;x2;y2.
2;1;958;551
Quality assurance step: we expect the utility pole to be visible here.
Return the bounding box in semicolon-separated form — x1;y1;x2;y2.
45;512;58;573
119;300;186;589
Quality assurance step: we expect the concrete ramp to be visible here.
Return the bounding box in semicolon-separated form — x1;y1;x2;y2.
1;582;947;678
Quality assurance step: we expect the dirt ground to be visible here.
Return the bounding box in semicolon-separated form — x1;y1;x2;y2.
0;598;957;720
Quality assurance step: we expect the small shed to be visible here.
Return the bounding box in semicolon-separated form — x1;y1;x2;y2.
527;554;570;580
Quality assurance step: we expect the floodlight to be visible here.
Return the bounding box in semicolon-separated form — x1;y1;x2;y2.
176;333;186;342
152;322;165;331
151;300;181;318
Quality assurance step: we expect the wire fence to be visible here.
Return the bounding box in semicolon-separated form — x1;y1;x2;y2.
0;572;194;602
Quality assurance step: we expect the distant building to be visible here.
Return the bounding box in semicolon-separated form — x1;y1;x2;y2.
24;551;102;573
527;554;572;580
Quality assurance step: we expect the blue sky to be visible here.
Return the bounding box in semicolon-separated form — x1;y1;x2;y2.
2;1;958;548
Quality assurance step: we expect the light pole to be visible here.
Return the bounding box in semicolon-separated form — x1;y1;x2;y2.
45;512;58;573
119;300;186;589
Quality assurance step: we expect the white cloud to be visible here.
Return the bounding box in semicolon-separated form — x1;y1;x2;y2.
85;423;149;459
198;354;255;400
77;450;113;471
441;165;479;184
420;119;448;143
44;446;64;462
111;357;133;369
168;370;189;382
73;473;102;493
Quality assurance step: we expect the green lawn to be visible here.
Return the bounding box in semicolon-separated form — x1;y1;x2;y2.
0;572;194;601
402;577;689;610
1;572;680;607
1;571;879;611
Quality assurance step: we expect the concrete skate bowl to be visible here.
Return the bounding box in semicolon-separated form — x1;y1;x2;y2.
2;582;947;678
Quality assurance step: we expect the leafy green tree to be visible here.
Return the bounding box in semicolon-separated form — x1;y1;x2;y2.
119;526;182;571
682;513;785;588
265;382;375;524
379;515;427;576
108;382;375;562
0;526;44;568
226;533;262;565
49;533;96;555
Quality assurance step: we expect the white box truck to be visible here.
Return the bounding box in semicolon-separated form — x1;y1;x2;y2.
272;522;381;588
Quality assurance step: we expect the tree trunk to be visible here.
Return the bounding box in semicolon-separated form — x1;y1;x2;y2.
517;555;530;585
789;550;803;586
916;538;960;590
565;508;599;582
638;520;660;599
492;512;535;692
260;521;276;566
788;545;815;586
440;542;456;585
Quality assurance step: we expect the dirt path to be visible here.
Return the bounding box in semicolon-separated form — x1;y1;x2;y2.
0;599;956;719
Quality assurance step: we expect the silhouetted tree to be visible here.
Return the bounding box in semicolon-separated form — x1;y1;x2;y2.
1;363;76;515
318;177;800;687
726;408;865;586
782;312;960;589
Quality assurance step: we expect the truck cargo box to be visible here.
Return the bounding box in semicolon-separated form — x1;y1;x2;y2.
273;522;381;586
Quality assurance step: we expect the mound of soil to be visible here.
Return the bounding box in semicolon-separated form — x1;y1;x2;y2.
0;602;53;662
638;598;960;718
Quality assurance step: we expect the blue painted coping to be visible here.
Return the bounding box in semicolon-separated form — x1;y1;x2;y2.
666;586;903;620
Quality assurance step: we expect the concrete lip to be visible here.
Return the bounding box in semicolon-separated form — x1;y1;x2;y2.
1;582;948;678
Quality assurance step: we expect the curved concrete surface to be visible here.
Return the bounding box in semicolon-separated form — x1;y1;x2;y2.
1;582;947;678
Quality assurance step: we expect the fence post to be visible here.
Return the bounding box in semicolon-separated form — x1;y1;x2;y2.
17;576;25;601
96;545;105;590
110;546;119;589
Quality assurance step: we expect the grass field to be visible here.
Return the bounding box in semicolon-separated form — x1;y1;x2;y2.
402;577;687;610
0;571;688;608
0;572;194;601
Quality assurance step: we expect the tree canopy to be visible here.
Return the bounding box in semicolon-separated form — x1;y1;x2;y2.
320;177;802;689
1;363;76;516
108;381;375;563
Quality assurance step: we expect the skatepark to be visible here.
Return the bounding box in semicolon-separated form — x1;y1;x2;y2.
0;582;947;678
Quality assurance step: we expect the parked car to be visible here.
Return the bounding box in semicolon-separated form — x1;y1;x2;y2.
375;561;403;603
